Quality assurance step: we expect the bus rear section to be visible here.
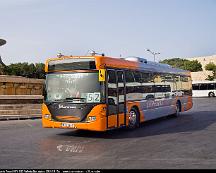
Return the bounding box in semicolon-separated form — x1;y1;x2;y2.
192;81;216;97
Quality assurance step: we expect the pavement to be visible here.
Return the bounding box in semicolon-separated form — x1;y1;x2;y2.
0;97;216;169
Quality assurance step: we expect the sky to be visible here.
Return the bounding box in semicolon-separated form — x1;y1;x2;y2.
0;0;216;65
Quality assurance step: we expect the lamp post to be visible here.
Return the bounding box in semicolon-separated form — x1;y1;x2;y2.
146;49;160;62
0;39;6;47
0;38;6;67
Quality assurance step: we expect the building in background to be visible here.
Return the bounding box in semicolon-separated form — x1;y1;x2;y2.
186;55;216;81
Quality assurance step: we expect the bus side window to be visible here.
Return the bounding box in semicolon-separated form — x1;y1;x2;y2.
141;72;154;99
108;70;116;84
134;71;142;83
208;83;215;90
125;71;135;95
200;84;208;90
133;71;142;94
125;71;134;82
192;84;199;90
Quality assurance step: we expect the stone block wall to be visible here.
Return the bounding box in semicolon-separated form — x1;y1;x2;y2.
0;75;44;95
186;54;216;81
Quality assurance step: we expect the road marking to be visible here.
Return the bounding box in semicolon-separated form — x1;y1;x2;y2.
57;144;84;153
24;122;33;128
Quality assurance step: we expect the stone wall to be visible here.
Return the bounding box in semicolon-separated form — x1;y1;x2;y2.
0;75;44;104
190;71;213;81
186;55;216;72
0;75;44;95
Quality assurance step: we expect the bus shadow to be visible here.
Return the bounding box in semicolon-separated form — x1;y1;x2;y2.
57;110;216;139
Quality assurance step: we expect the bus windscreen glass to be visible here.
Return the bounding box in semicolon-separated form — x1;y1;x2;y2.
45;72;103;103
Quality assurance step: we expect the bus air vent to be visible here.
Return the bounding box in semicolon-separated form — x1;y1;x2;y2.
124;57;147;64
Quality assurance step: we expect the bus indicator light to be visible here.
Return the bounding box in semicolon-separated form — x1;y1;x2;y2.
44;114;51;119
88;116;96;121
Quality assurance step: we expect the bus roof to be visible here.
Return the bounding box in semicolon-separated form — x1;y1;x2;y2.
46;55;190;76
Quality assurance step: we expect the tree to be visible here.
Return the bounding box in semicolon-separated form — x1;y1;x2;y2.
1;62;45;79
160;58;202;72
35;63;45;79
183;60;202;72
205;62;216;80
160;58;186;69
205;62;216;71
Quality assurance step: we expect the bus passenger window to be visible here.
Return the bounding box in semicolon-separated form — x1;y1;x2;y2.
200;84;208;90
134;71;142;83
108;70;116;83
140;72;154;100
125;71;135;96
125;71;135;83
192;84;199;90
208;83;215;90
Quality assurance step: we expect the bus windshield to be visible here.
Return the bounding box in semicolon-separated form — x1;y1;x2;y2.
45;72;103;103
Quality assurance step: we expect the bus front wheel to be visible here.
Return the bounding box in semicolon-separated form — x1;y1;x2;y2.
128;108;140;129
209;92;215;97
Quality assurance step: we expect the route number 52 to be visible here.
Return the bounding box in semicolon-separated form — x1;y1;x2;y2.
87;92;100;103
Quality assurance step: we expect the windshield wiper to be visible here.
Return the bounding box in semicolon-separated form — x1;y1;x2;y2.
53;99;68;102
46;98;86;104
65;97;86;101
45;99;65;105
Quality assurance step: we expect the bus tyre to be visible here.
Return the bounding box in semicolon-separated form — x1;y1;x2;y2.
209;92;215;97
174;102;181;117
128;108;140;129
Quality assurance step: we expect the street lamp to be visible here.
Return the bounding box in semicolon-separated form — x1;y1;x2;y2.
0;38;6;66
0;39;6;47
146;49;160;62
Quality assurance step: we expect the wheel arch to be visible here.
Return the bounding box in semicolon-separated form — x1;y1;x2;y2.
208;92;215;97
130;105;140;115
128;105;140;128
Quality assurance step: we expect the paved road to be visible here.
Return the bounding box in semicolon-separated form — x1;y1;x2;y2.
0;98;216;169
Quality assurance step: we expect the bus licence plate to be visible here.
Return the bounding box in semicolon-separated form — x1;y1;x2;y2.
61;123;75;128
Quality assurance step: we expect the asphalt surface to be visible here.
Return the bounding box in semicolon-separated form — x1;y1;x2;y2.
0;98;216;169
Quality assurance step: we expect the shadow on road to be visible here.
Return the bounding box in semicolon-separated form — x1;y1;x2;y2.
57;110;216;139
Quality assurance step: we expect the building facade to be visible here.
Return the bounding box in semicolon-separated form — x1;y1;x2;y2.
186;54;216;81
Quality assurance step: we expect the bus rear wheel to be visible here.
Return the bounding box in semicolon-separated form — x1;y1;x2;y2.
128;108;140;129
209;92;215;97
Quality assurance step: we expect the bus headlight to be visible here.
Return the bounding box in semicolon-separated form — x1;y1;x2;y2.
88;116;96;121
44;114;51;119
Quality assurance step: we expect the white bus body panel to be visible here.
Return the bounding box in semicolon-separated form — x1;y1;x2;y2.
192;90;216;97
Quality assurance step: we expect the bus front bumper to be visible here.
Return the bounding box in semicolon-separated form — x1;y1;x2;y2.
42;117;107;132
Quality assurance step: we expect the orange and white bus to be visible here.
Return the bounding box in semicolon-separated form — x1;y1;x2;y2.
42;55;193;131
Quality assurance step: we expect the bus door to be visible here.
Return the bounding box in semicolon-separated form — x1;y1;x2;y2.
107;70;126;129
117;70;126;127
